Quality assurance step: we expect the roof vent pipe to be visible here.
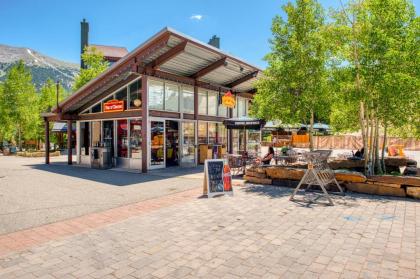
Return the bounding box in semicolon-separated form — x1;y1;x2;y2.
80;19;89;69
208;35;220;49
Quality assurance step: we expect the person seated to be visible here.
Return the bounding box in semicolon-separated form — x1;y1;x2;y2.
354;147;364;159
261;146;275;165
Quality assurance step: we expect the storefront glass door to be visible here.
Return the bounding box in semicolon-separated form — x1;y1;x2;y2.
181;121;195;165
150;121;165;168
103;121;114;159
165;120;179;167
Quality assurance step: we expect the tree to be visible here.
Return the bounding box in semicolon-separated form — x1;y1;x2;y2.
330;0;419;174
252;0;330;150
37;79;69;146
38;79;68;113
0;61;39;149
72;46;109;91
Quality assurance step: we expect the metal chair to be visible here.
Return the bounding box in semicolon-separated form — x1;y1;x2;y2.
290;150;344;205
225;154;245;175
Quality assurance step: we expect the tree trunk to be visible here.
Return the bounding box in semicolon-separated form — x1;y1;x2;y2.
359;102;368;174
374;116;382;174
309;110;314;151
368;110;375;175
18;125;22;151
381;122;387;173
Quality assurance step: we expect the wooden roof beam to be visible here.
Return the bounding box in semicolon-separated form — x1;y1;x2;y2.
190;57;227;79
149;41;188;70
225;71;258;88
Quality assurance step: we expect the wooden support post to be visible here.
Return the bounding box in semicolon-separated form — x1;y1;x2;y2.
194;84;199;163
45;119;50;164
67;120;72;165
228;108;233;154
141;75;148;173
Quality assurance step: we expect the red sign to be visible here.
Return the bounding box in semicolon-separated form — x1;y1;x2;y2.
103;100;124;113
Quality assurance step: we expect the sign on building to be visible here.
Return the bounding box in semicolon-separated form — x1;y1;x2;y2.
103;100;124;113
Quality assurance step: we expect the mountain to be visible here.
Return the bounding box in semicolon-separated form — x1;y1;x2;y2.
0;44;79;91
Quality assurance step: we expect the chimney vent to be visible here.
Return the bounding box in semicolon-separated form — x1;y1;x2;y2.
208;35;220;49
80;19;89;69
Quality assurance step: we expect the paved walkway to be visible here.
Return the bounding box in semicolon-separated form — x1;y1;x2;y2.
0;156;203;234
1;182;419;279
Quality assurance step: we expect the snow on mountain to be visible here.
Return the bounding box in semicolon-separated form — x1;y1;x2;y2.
0;44;79;91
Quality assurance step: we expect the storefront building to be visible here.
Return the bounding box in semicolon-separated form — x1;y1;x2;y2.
42;27;261;172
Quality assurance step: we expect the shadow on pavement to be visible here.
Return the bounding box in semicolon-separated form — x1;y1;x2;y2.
242;183;414;208
26;162;204;187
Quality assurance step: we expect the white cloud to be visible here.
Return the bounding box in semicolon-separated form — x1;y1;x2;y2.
190;14;203;21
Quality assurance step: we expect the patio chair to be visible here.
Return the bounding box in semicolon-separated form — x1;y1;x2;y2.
290;150;344;205
225;154;246;176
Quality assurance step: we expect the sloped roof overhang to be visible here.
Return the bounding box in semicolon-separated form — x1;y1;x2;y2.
55;27;262;115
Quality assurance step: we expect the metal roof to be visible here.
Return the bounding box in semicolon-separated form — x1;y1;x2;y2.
56;27;263;114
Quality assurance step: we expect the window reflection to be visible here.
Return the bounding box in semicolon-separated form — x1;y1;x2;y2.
149;81;164;110
129;119;142;159
117;120;128;158
165;83;179;111
208;123;217;144
129;80;142;109
115;88;128;110
198;122;207;144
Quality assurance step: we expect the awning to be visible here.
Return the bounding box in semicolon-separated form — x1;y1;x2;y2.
51;122;76;133
223;117;266;130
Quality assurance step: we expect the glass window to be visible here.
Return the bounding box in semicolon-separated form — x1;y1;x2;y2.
149;81;164;110
239;129;246;153
117;120;128;158
181;122;195;163
208;91;218;116
92;103;101;113
217;123;227;145
115;87;128;110
238;97;247;117
198;90;207;115
247;130;261;156
129;80;142;109
182;86;194;113
232;97;238;117
218;95;227;117
232;129;239;154
164;83;179;111
129;119;142;159
198;122;208;144
208;123;217;144
150;121;164;166
91;121;101;146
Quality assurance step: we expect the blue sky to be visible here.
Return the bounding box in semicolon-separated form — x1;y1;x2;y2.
0;0;418;68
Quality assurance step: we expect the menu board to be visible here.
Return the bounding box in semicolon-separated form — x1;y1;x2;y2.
203;159;233;198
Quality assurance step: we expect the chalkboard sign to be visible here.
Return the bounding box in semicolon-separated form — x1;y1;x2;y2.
203;159;233;198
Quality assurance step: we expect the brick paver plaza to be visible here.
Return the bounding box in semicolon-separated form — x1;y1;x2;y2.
1;158;420;278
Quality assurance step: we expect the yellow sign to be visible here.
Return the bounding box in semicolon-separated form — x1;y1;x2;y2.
222;91;236;108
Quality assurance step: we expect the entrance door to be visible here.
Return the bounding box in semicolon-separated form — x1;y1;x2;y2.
102;121;114;163
150;121;165;168
181;121;196;166
165;120;179;167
